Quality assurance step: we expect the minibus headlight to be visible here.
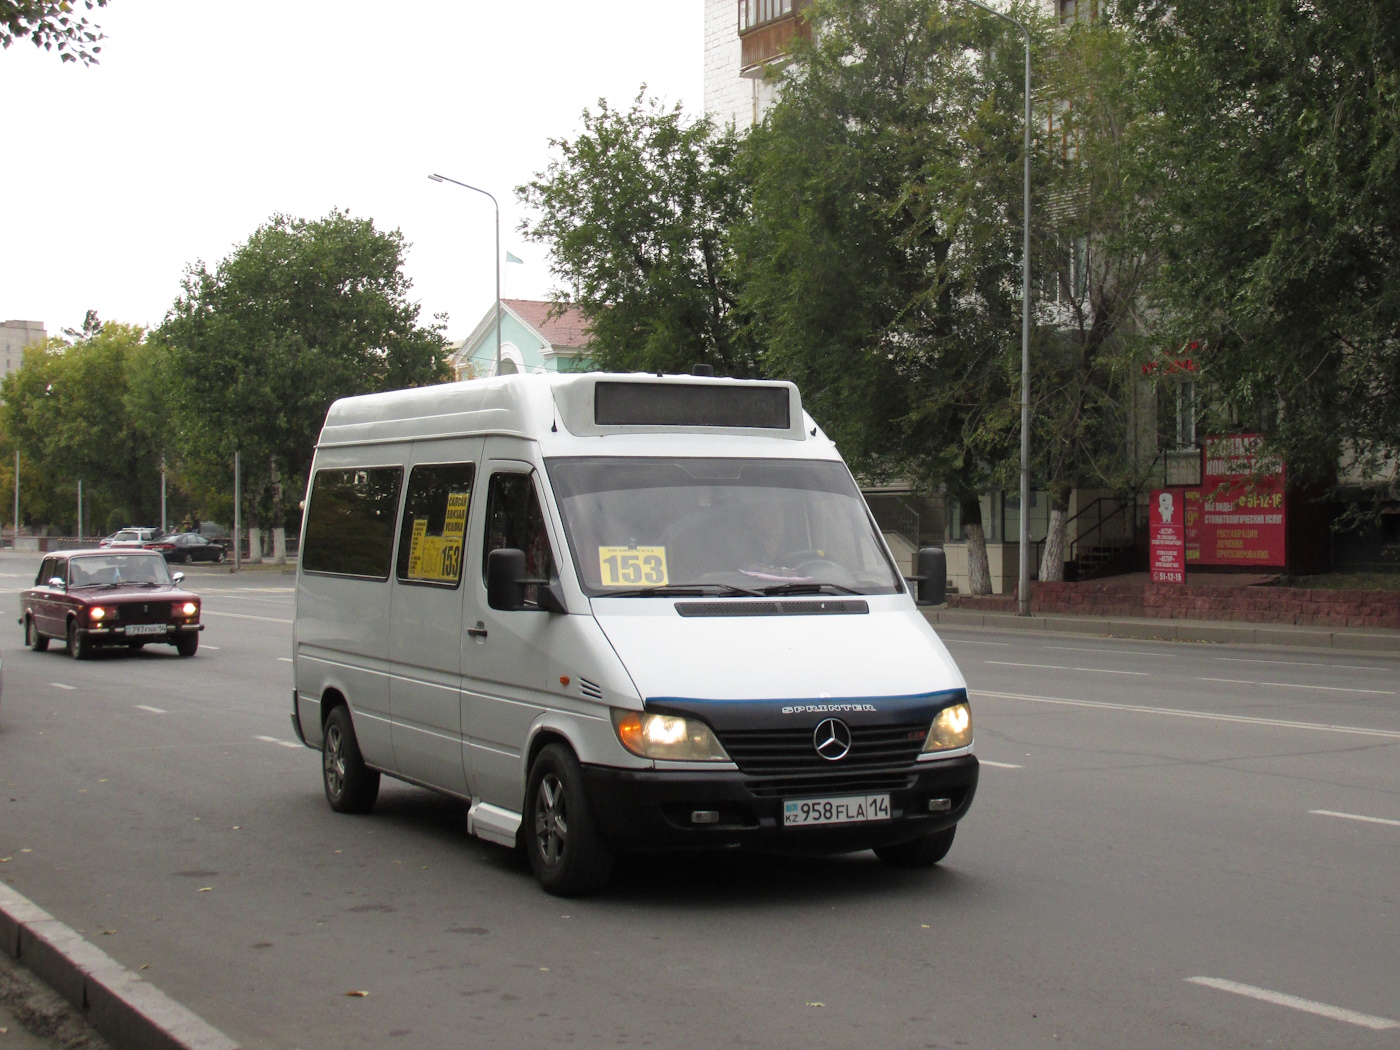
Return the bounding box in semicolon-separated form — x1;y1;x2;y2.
922;701;973;752
611;709;731;762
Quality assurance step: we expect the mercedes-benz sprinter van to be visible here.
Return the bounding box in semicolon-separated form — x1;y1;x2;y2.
290;372;977;895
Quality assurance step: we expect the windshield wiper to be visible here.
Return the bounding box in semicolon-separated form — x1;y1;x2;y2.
597;584;765;598
758;582;865;597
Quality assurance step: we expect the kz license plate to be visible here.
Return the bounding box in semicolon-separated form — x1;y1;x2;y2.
125;623;167;637
784;794;891;827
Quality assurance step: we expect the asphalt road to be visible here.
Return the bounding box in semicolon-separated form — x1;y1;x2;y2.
0;552;1397;1049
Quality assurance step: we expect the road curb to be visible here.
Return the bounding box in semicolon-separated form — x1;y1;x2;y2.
922;608;1400;654
0;882;238;1050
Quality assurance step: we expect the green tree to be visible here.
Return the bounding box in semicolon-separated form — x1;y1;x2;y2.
0;323;169;530
157;209;452;556
2;0;107;64
1030;17;1159;580
738;0;1043;592
519;93;757;377
1125;0;1400;488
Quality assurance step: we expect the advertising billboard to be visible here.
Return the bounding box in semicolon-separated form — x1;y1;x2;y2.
1149;488;1187;583
1184;434;1286;568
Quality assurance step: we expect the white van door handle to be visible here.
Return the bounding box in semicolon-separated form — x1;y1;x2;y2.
466;622;488;639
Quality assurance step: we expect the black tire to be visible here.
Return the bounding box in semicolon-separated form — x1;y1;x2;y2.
174;633;198;658
181;552;193;564
67;619;93;660
216;549;226;563
874;825;956;868
26;618;49;652
322;705;379;814
127;640;146;650
524;743;614;897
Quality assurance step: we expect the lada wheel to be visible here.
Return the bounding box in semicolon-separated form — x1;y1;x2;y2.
25;618;48;652
322;705;379;814
874;825;956;868
524;743;614;897
174;634;198;658
66;620;93;661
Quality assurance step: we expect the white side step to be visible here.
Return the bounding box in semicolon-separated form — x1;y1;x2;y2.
467;800;522;848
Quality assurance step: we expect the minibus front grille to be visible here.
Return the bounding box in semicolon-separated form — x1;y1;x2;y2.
716;723;928;776
744;770;919;799
674;599;869;617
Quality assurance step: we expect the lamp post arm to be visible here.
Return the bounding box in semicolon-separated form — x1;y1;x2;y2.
429;173;503;375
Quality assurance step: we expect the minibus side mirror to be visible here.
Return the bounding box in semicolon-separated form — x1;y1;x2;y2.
487;548;567;614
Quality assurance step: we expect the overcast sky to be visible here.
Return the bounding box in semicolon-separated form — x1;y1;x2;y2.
1;1;704;342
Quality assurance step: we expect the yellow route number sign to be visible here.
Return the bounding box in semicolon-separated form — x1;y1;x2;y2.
407;491;470;583
598;546;668;588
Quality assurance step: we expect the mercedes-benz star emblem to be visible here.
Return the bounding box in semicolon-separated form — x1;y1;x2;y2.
813;718;852;761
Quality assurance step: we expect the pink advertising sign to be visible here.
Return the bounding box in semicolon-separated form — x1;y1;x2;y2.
1150;488;1187;584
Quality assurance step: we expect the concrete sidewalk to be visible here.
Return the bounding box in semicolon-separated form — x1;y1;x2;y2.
922;605;1400;654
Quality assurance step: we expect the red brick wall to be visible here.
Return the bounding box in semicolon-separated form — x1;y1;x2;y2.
949;581;1400;629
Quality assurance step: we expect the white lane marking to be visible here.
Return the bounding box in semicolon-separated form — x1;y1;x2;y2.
942;639;1011;646
1185;977;1398;1031
134;704;167;714
1309;809;1400;829
202;610;292;624
987;660;1149;677
202;645;220;650
1198;676;1394;696
50;682;76;691
972;690;1400;740
1217;657;1392;672
201;594;294;605
1046;646;1164;657
254;735;302;749
979;760;1023;769
277;657;293;663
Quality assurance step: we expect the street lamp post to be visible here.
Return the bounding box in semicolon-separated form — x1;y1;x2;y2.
429;173;502;376
962;0;1032;616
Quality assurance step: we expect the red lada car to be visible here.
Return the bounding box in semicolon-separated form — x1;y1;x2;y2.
19;550;204;659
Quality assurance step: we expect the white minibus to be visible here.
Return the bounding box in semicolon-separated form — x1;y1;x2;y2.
290;372;978;895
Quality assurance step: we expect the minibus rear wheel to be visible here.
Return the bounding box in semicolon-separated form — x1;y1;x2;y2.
525;743;614;896
874;826;956;868
323;705;380;814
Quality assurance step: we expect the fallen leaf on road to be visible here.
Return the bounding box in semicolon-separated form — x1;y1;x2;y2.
198;887;212;893
334;850;342;854
102;930;117;936
20;849;31;854
0;858;9;863
140;965;149;970
806;1002;824;1008
539;968;549;972
345;990;368;998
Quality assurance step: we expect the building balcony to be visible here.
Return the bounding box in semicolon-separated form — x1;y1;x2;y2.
737;0;812;77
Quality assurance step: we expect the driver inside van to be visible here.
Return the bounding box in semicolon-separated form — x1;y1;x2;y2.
739;500;812;583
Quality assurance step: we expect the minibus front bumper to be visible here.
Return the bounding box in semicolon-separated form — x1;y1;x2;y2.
580;754;978;852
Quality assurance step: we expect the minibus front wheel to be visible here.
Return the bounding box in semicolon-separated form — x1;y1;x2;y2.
322;705;380;814
525;743;614;897
874;825;956;868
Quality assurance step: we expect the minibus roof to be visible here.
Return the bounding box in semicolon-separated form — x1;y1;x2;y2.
316;372;840;460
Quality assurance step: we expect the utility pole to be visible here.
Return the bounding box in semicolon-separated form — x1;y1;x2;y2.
12;451;18;550
233;451;241;573
160;457;167;535
77;479;83;541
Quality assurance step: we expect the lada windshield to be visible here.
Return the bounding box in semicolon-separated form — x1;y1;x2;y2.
546;457;902;597
69;554;173;588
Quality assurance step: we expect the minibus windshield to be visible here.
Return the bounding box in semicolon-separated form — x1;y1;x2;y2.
546;457;903;597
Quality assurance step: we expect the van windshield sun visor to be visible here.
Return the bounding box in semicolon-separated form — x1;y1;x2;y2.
594;382;790;429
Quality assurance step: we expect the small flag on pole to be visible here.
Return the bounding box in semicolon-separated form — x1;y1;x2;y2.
506;251;524;265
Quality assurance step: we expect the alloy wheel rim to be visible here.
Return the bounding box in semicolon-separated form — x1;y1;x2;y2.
324;726;345;799
534;773;567;867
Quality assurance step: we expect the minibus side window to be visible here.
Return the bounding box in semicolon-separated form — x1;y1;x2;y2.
302;467;404;580
482;473;555;605
395;463;475;587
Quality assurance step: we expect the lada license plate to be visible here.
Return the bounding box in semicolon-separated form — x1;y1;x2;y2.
125;623;167;637
784;794;891;827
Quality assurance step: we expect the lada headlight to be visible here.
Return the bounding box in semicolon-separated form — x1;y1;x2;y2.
181;602;198;617
922;701;973;752
611;709;731;762
89;607;105;620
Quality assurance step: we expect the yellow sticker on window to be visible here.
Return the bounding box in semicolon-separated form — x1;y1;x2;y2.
407;491;470;583
598;546;668;588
